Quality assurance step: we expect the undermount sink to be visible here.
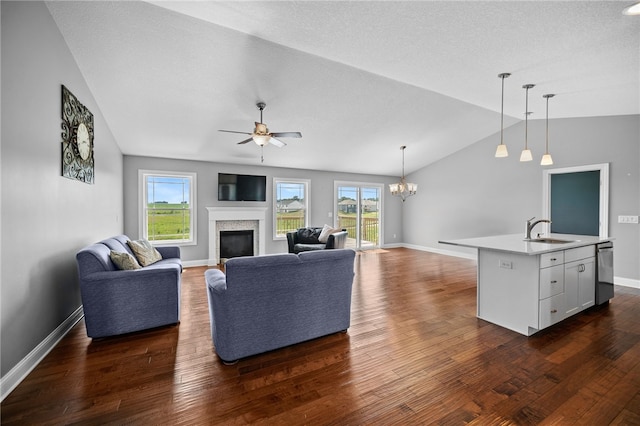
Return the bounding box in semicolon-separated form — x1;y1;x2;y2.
525;238;578;244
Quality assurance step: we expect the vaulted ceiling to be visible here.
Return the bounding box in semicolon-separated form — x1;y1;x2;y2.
46;1;639;176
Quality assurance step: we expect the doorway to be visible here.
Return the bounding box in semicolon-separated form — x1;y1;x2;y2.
335;182;383;249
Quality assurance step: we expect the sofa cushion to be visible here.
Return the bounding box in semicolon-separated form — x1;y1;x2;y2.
127;239;163;267
109;250;142;270
318;224;341;243
294;243;326;253
296;227;322;244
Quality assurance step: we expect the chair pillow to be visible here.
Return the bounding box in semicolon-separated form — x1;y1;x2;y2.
127;239;163;267
297;228;322;244
318;224;341;243
109;250;141;270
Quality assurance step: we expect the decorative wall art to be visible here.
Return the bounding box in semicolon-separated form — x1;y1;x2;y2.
61;85;94;184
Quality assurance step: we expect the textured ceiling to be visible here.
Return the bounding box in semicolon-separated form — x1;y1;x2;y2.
46;1;639;176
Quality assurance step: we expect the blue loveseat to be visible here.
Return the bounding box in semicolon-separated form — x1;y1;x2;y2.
205;249;356;364
76;235;182;338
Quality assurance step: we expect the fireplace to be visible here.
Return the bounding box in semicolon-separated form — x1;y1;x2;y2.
207;207;267;265
219;230;254;260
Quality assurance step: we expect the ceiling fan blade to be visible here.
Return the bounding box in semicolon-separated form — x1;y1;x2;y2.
219;130;252;135
270;132;302;138
237;137;254;145
269;137;286;148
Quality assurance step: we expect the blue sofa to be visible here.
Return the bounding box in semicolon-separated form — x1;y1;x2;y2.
205;249;356;364
76;235;182;338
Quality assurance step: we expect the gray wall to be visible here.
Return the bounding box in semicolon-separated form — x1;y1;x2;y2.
123;155;403;262
1;2;124;377
404;114;640;282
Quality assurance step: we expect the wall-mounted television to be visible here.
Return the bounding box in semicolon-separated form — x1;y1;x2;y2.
218;173;266;202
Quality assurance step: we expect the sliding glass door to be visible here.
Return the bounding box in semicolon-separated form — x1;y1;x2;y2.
335;182;383;249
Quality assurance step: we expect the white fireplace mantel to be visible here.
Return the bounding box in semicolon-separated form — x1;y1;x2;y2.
207;207;267;265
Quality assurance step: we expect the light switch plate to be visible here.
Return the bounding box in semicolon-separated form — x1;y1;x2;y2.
618;215;639;224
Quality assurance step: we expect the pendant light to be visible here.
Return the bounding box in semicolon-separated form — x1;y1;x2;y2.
540;94;555;166
389;146;417;202
495;73;511;158
520;84;535;162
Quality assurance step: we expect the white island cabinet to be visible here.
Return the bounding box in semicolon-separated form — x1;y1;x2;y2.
440;234;610;336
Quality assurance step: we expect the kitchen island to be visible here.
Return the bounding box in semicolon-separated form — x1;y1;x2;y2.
440;234;613;336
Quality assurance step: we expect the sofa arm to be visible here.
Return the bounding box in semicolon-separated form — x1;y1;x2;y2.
205;268;227;293
286;232;297;253
156;245;180;259
326;231;348;249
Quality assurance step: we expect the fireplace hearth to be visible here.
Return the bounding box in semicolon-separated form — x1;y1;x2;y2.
220;230;254;260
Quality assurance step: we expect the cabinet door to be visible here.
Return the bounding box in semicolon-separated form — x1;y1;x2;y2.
578;258;595;309
565;258;596;316
564;261;580;316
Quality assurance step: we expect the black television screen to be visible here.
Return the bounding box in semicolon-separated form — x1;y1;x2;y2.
218;173;266;201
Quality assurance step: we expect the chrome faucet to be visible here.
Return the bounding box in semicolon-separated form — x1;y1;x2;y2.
525;217;551;240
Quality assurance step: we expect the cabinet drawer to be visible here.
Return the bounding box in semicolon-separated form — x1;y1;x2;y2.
540;251;564;268
565;245;595;263
539;293;565;329
540;265;564;299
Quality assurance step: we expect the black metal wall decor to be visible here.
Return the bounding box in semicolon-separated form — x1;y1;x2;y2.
61;85;94;184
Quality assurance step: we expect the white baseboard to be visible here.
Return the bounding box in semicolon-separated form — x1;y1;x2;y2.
0;306;84;402
400;243;478;261
615;276;640;288
182;259;210;268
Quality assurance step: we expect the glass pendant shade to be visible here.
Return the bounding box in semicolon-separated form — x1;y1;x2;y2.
495;144;508;157
520;149;533;162
540;153;553;165
495;73;511;158
252;135;271;146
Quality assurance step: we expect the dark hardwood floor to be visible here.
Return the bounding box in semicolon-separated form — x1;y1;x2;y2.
2;248;640;425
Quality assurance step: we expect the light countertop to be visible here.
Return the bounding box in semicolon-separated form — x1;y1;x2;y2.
439;234;613;256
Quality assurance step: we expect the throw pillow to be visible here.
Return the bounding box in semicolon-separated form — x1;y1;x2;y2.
109;250;141;270
127;239;163;267
318;224;341;243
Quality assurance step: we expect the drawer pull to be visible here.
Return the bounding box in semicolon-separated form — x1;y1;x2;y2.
551;280;558;284
551;309;558;314
550;258;557;262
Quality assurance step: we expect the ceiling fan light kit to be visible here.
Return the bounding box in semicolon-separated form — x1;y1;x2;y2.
219;102;302;162
389;145;417;202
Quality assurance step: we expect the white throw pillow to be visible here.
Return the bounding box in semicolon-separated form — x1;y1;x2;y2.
318;224;340;243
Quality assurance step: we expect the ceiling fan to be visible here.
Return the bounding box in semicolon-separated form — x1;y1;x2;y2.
219;102;302;162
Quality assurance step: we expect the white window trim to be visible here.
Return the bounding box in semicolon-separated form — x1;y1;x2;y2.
273;178;310;240
138;170;197;246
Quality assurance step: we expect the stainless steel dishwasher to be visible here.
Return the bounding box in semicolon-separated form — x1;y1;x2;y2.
596;242;614;304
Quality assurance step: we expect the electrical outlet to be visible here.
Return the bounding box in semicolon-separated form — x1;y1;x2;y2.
618;215;639;224
499;260;513;269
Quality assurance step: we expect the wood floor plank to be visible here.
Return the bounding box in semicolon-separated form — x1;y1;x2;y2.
2;248;639;424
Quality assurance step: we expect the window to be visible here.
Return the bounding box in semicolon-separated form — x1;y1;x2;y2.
139;171;197;245
273;178;309;239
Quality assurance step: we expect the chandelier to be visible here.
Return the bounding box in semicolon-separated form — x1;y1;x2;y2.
389;145;417;202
